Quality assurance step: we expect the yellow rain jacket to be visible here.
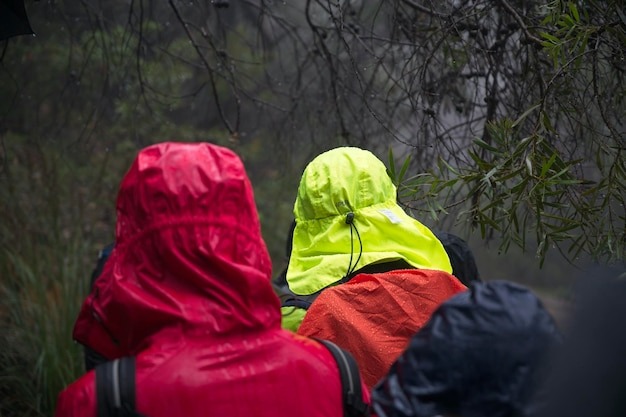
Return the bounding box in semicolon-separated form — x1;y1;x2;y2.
281;147;453;331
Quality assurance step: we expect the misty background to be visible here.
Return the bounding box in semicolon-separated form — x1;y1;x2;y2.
0;0;623;415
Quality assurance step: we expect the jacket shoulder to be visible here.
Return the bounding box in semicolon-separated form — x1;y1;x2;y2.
54;371;96;417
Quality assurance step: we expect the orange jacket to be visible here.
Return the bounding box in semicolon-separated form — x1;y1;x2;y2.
297;269;467;389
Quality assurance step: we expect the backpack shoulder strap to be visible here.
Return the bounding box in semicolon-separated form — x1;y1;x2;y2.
96;356;145;417
90;243;115;289
317;339;370;417
281;296;313;310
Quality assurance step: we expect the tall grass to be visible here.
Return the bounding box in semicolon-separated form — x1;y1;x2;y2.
0;140;117;416
0;136;293;416
0;230;89;416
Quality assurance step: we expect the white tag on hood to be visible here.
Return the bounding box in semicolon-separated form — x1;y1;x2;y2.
379;208;402;224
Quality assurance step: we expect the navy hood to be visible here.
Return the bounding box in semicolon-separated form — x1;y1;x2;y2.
372;281;561;417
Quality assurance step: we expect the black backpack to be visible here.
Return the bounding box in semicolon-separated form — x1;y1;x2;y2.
96;356;145;417
96;340;369;417
317;339;370;417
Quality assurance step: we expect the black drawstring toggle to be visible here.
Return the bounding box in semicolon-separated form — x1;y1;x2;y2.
343;212;363;282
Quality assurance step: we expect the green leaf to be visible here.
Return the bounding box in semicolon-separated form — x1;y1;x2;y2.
434;199;449;215
537;237;548;266
541;153;558;177
481;196;505;212
398;155;411;183
551;222;580;234
479;211;502;231
437;157;461;176
511;208;520;232
428;204;438;222
479;216;486;238
562;14;576;27
542;112;555;132
548;165;574;180
511;177;530;193
525;156;534;175
499;167;525;181
468;150;490;169
556;179;583;185
568;234;586;257
512;104;541;127
576;32;589;56
568;2;580;22
483;167;499;183
540;14;554;26
441;178;459;188
473;138;499;153
540;31;561;44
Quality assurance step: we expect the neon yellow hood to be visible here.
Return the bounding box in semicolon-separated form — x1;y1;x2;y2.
286;147;452;295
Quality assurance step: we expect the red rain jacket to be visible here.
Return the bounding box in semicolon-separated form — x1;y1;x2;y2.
297;269;467;389
54;142;368;417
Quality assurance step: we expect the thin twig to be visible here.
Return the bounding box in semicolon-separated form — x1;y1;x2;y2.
399;0;448;20
497;0;543;46
168;0;235;134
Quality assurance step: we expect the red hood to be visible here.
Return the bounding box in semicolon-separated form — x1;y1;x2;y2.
73;142;280;359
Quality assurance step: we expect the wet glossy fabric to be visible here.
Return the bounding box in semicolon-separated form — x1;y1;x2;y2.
297;269;467;389
55;142;364;417
287;147;452;296
372;281;562;417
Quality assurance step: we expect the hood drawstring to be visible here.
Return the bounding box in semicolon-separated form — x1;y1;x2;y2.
343;212;363;282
